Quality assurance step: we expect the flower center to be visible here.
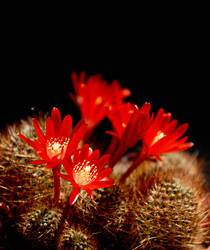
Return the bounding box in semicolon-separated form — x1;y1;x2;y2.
95;96;103;105
46;137;70;159
122;122;127;128
73;160;98;186
76;96;83;104
151;130;165;146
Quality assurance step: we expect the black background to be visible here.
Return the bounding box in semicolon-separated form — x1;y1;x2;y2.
1;15;209;158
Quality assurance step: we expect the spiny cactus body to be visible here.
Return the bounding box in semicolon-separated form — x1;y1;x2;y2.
18;207;63;249
134;181;198;249
0;118;209;249
58;221;98;250
130;166;209;250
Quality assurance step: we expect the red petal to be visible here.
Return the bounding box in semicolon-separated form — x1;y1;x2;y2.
153;108;166;129
154;123;189;152
62;158;74;181
140;102;151;113
71;72;86;94
106;130;119;137
72;149;81;164
167;136;189;150
51;107;61;132
97;154;110;170
45;162;59;169
97;168;112;179
88;178;114;189
33;118;46;146
154;154;163;161
46;118;55;140
75;119;87;134
18;134;36;148
160;113;172;128
89;149;100;163
106;136;119;155
59;115;72;138
164;137;193;153
88;147;93;157
154;108;164;122
69;187;80;205
71;72;78;90
164;119;178;134
69;93;78;106
180;141;194;150
173;123;189;139
33;139;48;159
71;120;87;139
66;120;87;156
80;144;90;160
57;172;72;182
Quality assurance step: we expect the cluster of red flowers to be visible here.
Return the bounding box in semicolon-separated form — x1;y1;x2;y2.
18;72;193;205
18;108;113;205
70;72;131;139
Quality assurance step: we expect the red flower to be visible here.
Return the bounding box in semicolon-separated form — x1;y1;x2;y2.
119;108;194;184
18;107;87;202
106;103;137;139
138;108;193;161
70;72;131;138
59;144;114;205
108;102;152;167
18;107;87;168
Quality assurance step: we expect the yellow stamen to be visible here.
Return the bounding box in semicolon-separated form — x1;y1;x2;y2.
152;131;165;145
95;96;103;105
122;122;126;128
73;160;98;186
46;137;70;160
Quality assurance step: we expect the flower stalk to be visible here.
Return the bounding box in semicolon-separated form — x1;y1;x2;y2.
52;164;61;203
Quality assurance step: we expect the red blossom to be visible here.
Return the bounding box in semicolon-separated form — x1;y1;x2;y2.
108;102;152;167
59;144;114;205
119;108;194;184
106;103;137;156
138;108;193;161
106;103;137;139
70;72;131;138
18;107;87;202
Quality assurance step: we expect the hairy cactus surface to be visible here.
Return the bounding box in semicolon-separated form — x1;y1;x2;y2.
128;165;209;250
133;180;199;248
0;109;209;249
18;207;63;249
58;220;98;250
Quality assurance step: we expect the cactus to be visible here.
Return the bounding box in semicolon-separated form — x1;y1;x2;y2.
0;118;71;214
18;207;63;249
0;117;54;214
1;71;210;250
134;180;198;249
58;220;98;250
94;186;131;249
129;167;209;250
0;114;209;249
